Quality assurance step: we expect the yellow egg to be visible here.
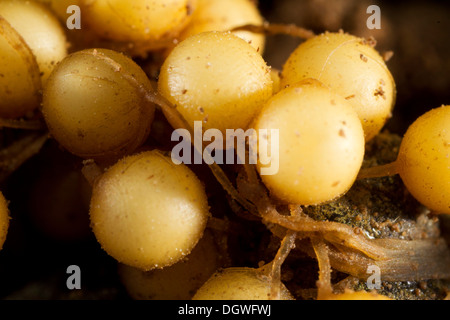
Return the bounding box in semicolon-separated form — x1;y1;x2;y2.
42;48;155;162
192;267;294;300
158;31;272;134
397;105;450;214
254;79;365;205
0;0;68;84
89;150;210;271
179;0;265;53
281;32;396;141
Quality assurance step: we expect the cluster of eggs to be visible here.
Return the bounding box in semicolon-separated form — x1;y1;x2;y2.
0;0;448;300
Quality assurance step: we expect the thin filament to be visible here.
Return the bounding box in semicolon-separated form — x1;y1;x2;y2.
357;161;399;180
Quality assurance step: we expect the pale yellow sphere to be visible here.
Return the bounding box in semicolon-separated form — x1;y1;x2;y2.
42;48;155;161
179;0;265;53
118;230;221;300
0;0;68;84
158;31;272;134
82;0;195;44
397;105;450;214
281;32;396;141
89;150;210;271
254;79;365;205
192;267;294;300
0;16;41;118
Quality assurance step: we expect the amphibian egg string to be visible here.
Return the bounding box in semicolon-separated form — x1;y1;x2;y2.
357;105;450;215
0;0;448;301
52;28;442;300
118;230;222;300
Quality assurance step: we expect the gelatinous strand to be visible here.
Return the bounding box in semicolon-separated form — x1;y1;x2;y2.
231;22;315;40
266;205;450;281
357;161;399;180
237;168;450;282
323;238;450;282
0;16;41;119
266;230;297;300
147;82;258;215
311;237;333;300
210;163;258;215
261;204;387;260
0;133;48;183
0;118;46;130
